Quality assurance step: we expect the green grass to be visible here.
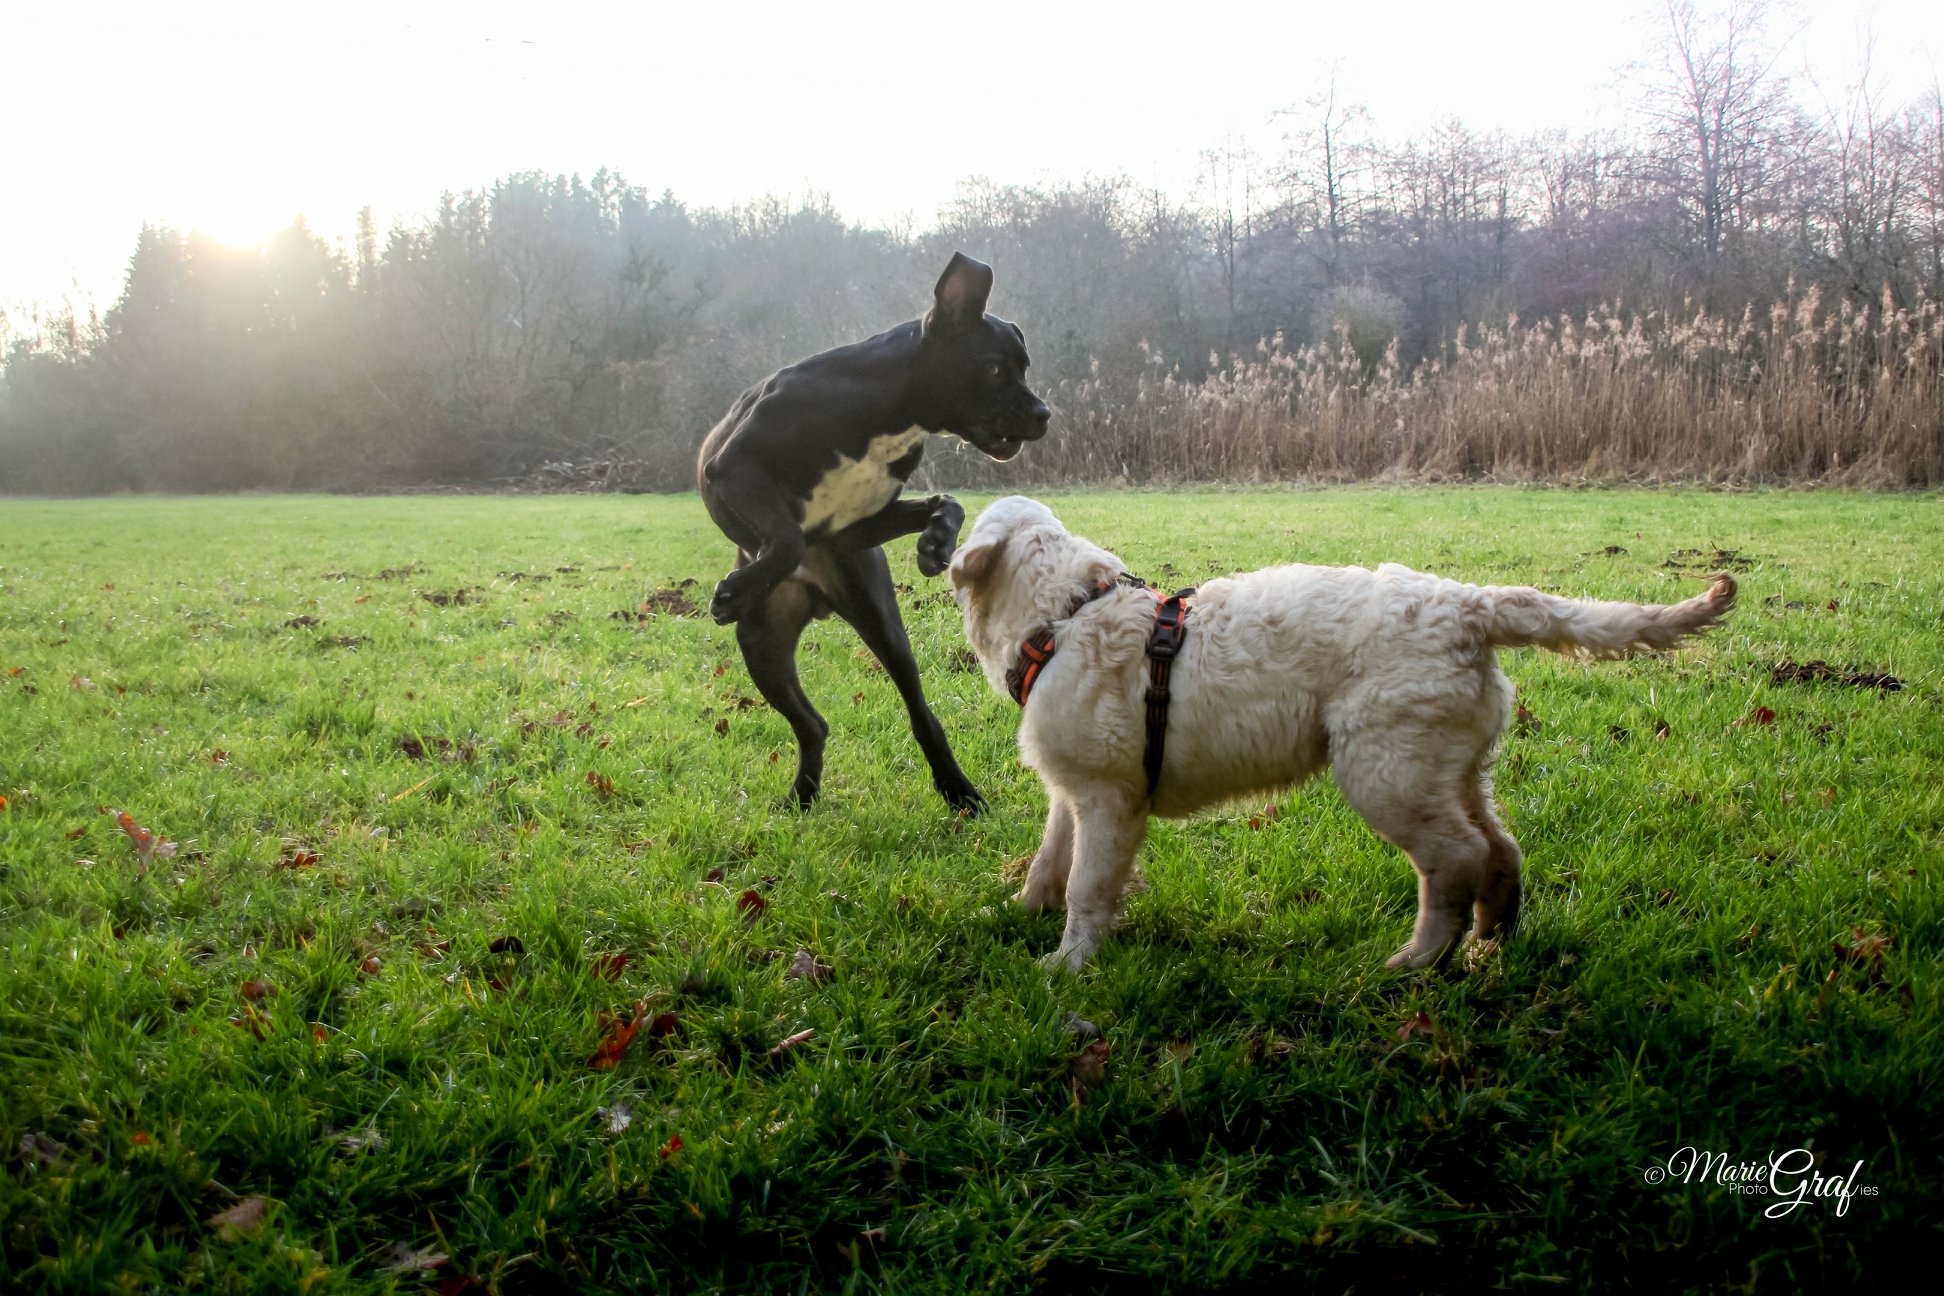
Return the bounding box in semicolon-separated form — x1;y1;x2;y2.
0;487;1938;1293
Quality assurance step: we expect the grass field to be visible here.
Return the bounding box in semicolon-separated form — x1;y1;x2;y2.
0;488;1938;1293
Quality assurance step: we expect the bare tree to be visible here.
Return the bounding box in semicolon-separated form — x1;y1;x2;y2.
1198;133;1260;351
1275;74;1374;291
1800;36;1924;303
1911;83;1944;296
1634;0;1800;293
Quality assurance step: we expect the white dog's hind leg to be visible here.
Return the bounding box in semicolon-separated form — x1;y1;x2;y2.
1017;795;1076;912
1332;731;1492;969
1464;777;1524;942
1385;817;1492;968
1042;792;1148;972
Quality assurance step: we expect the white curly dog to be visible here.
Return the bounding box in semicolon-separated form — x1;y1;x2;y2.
949;496;1736;972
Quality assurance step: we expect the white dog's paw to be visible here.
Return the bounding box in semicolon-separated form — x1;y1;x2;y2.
1038;946;1089;974
1386;939;1457;970
1014;884;1065;914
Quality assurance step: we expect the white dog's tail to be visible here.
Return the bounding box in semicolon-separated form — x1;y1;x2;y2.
1482;573;1737;660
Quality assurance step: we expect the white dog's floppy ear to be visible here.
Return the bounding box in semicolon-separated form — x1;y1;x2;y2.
949;535;1005;588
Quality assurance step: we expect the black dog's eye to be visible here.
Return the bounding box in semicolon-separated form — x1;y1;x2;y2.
985;361;1002;378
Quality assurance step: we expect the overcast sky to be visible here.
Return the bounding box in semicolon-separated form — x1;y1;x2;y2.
3;0;1938;320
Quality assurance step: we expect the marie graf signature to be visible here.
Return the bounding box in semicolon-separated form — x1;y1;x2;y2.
1643;1146;1878;1218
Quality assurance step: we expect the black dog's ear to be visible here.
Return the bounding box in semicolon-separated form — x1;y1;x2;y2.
926;252;994;334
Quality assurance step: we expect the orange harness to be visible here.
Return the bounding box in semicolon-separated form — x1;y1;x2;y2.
1006;575;1196;796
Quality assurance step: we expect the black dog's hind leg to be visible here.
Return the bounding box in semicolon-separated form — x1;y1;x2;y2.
828;545;985;814
832;494;966;577
734;577;829;808
705;472;806;625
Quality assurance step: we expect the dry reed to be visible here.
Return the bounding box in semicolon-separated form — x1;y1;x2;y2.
925;284;1944;488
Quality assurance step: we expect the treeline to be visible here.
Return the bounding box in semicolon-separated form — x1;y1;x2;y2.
4;4;1942;491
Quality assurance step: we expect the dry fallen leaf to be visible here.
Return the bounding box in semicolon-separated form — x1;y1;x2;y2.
591;952;632;981
1397;1010;1435;1042
589;1000;650;1070
658;1133;683;1159
114;810;177;870
785;949;833;985
1835;927;1893;973
379;1242;450;1274
1070;1039;1111;1098
18;1132;67;1166
1737;705;1778;727
336;1123;387;1155
239;979;274;1004
769;1028;815;1058
208;1195;271;1242
737;889;769;923
596;1102;634;1134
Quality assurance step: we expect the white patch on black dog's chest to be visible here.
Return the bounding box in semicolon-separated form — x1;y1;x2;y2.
800;427;925;532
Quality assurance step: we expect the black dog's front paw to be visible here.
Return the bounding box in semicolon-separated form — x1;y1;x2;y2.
916;496;965;578
940;779;987;816
710;576;756;625
916;525;957;578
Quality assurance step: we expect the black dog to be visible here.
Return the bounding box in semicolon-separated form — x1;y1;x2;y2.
697;253;1049;811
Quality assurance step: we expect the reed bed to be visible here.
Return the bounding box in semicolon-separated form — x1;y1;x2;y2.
929;286;1944;489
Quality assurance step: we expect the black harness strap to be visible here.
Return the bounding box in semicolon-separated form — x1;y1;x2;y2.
1006;573;1195;800
1142;589;1195;796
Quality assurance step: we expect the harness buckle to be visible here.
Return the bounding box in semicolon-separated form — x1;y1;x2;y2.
1145;590;1195;662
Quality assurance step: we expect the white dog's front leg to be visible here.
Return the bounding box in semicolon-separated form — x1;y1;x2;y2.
1017;794;1075;912
1043;792;1148;972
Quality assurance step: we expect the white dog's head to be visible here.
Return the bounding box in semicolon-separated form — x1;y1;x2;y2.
950;496;1126;693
